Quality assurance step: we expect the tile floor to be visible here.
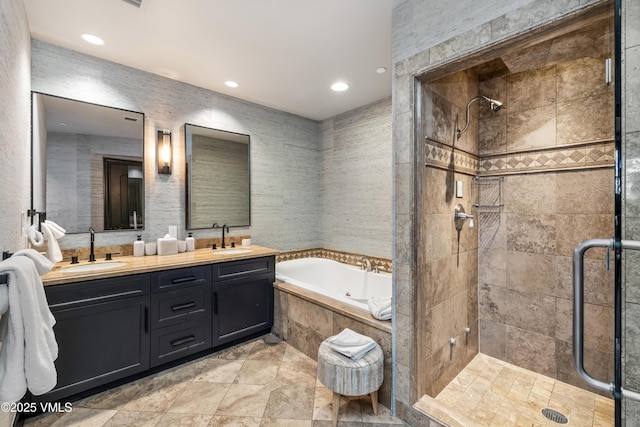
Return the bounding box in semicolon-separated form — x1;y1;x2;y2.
416;353;614;427
21;335;406;427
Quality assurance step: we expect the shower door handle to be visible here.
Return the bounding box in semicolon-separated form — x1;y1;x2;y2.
573;238;640;400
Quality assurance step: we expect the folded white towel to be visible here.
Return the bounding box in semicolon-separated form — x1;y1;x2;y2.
26;225;45;248
39;223;63;263
327;328;376;360
0;253;57;402
44;220;65;240
368;297;392;321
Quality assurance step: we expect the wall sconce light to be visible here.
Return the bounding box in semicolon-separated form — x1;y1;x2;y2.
157;130;172;175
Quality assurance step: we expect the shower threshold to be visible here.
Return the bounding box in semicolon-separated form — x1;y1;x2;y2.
414;353;613;427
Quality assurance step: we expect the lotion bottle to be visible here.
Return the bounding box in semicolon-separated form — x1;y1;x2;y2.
186;232;195;252
133;235;145;257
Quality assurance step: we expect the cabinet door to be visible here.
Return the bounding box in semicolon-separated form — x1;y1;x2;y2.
212;275;273;347
40;296;150;401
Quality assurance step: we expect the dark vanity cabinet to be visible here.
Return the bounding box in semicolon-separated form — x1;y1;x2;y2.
36;255;275;403
40;274;151;402
211;256;275;347
149;266;212;367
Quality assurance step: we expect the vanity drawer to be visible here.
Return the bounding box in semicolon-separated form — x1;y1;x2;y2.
150;317;211;367
150;265;210;292
212;256;274;282
46;274;150;310
151;284;211;329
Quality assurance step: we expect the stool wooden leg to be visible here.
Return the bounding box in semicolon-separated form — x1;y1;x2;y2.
370;390;379;415
332;392;340;427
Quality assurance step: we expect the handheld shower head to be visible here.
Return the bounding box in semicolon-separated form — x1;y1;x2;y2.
456;95;503;138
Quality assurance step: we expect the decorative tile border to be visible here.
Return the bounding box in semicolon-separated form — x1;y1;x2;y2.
277;248;392;273
425;139;479;175
425;139;615;176
479;141;615;175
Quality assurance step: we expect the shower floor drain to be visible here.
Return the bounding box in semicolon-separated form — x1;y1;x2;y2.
541;408;568;424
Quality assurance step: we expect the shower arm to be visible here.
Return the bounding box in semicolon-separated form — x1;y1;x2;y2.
456;95;492;139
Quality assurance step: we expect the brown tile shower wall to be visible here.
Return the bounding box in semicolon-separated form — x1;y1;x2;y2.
416;70;480;398
477;21;615;395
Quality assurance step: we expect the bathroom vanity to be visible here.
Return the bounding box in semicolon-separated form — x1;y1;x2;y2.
33;246;277;402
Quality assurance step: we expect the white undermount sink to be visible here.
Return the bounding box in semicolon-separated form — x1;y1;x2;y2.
213;248;252;255
63;262;128;273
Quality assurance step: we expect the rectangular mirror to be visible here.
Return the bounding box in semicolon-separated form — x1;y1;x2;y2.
32;93;145;233
185;124;250;229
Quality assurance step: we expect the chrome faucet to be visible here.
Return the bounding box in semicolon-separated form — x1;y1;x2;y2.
213;223;230;248
359;256;372;272
89;227;96;262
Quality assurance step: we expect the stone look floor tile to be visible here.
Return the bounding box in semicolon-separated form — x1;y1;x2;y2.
430;353;614;427
209;415;262;426
123;380;188;412
102;410;163;427
75;378;154;410
216;384;272;418
167;381;231;415
235;360;280;385
263;385;315;419
156;413;213;427
20;337;404;427
49;407;117;427
195;359;244;383
312;386;334;421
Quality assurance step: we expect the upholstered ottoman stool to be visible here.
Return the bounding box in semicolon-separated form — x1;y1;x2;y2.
317;338;384;427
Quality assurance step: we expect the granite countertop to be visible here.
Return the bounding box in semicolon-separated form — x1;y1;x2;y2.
41;245;279;286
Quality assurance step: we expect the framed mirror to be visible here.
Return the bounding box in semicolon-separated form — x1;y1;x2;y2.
31;93;145;233
185;124;250;229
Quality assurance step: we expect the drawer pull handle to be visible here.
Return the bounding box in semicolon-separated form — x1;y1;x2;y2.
171;276;197;284
171;335;196;347
171;302;196;311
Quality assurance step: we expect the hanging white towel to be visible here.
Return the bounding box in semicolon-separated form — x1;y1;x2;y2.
43;220;65;240
0;250;57;402
39;223;63;263
26;225;45;248
326;328;376;360
367;297;392;321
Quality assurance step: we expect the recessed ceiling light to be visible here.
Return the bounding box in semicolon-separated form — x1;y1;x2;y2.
225;81;239;88
376;67;387;74
331;82;349;92
81;33;104;45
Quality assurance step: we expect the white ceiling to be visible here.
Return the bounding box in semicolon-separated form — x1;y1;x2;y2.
23;0;393;121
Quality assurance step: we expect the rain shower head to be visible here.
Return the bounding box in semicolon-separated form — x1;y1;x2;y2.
456;95;503;138
486;98;502;112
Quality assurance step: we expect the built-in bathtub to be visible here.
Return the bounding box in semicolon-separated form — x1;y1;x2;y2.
275;257;391;312
273;256;393;407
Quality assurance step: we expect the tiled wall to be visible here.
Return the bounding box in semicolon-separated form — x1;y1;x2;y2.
476;19;615;395
0;3;30;426
392;0;614;423
31;40;321;252
319;97;393;259
623;0;640;423
415;71;480;398
0;0;31;255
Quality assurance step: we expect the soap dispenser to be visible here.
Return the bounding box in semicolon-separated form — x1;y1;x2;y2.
133;235;145;257
186;232;195;252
